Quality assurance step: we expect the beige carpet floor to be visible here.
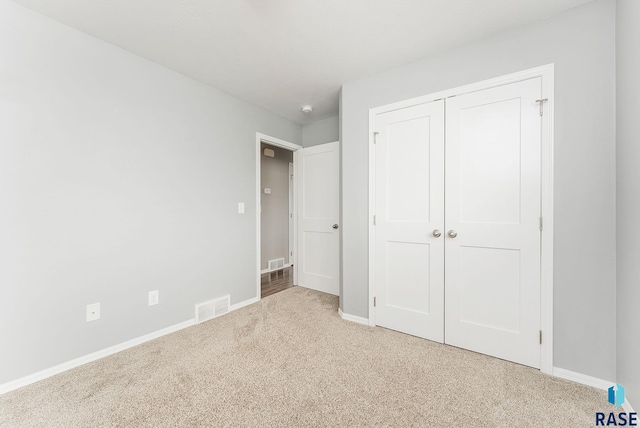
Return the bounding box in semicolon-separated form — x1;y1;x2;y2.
0;287;619;427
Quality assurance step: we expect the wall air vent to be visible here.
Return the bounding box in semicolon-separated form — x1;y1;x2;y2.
268;258;285;272
195;295;230;324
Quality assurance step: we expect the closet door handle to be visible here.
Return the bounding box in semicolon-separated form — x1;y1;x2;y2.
448;230;458;238
432;229;442;238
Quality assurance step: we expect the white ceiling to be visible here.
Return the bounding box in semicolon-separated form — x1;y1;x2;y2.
12;0;593;125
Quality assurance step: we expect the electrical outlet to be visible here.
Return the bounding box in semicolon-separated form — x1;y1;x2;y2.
86;303;100;322
148;290;159;306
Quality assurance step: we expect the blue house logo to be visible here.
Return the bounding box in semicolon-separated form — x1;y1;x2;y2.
608;384;625;408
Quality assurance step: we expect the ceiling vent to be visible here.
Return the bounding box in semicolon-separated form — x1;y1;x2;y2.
195;295;230;324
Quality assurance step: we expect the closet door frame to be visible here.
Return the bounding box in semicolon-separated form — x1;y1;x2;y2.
367;64;555;374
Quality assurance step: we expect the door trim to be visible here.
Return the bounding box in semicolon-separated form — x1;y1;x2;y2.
367;64;555;374
288;162;294;266
255;133;303;301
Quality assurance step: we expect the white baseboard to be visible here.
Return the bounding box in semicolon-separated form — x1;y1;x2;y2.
552;367;614;390
552;367;636;412
0;293;261;396
230;296;259;311
623;399;635;413
0;319;195;396
338;308;369;325
260;263;292;274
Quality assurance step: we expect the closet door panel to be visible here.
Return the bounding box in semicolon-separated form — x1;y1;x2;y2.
374;100;445;342
444;78;542;369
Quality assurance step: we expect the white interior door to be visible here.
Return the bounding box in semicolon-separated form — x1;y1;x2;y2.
374;100;445;342
288;162;294;265
444;78;542;368
296;141;339;295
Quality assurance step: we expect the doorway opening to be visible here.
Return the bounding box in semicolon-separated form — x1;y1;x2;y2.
256;133;302;299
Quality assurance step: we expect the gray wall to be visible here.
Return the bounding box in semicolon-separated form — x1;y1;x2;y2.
341;0;616;380
302;116;339;147
260;144;293;270
0;1;301;385
616;0;640;406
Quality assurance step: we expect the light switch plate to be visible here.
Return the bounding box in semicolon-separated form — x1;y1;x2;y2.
238;202;245;214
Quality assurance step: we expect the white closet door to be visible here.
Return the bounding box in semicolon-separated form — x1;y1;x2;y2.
444;78;542;368
297;141;340;296
374;100;445;342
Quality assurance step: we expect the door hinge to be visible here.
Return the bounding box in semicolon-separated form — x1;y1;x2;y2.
373;215;376;226
539;216;543;231
373;131;379;144
374;297;377;307
539;330;543;344
536;98;549;116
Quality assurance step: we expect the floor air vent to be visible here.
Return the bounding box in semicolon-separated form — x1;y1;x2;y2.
268;258;285;272
195;295;230;324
